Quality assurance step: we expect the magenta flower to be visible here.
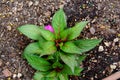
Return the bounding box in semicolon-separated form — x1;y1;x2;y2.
44;25;54;33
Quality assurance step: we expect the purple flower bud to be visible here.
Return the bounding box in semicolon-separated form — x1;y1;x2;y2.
44;25;54;33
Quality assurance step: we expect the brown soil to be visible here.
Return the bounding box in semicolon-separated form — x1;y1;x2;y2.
0;0;119;80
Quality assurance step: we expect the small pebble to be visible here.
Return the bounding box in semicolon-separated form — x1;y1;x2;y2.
7;26;12;31
110;64;116;69
34;1;39;6
28;1;33;7
90;27;95;34
13;74;17;78
97;3;101;10
103;71;105;74
17;73;22;78
113;38;119;42
118;34;120;37
2;69;12;77
92;60;97;62
44;11;51;17
100;25;106;29
90;77;94;80
6;62;10;65
104;42;111;47
91;19;96;23
1;55;5;57
108;29;116;34
98;46;104;52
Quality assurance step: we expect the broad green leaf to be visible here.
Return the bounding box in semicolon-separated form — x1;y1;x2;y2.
60;41;82;54
46;55;54;60
34;72;44;80
40;41;57;56
38;36;46;48
76;55;87;63
46;71;57;77
74;67;83;76
60;21;88;40
25;54;52;71
39;28;55;41
52;61;63;68
23;42;41;57
53;51;60;62
52;9;67;39
67;21;88;40
61;65;83;76
42;77;57;80
59;74;68;80
60;29;69;40
34;71;57;80
61;65;72;75
73;39;102;53
18;24;41;40
60;52;77;73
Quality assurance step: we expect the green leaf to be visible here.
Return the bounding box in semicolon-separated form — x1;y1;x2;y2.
46;71;57;77
53;51;60;62
61;65;72;75
38;36;46;48
39;28;55;41
73;39;102;53
42;77;57;80
25;54;52;71
52;9;67;39
18;24;41;40
59;74;68;80
67;21;88;40
23;42;41;58
76;55;86;63
60;41;82;54
46;55;54;60
61;65;83;76
39;41;57;56
60;52;77;73
34;72;44;80
60;21;88;40
74;67;83;76
60;29;69;40
34;71;57;80
52;61;63;68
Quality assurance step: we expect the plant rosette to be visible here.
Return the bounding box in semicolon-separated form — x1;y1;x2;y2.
18;9;102;80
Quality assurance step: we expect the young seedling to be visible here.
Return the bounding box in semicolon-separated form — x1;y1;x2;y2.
18;9;102;80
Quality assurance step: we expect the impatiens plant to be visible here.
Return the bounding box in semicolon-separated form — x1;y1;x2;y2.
18;9;102;80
